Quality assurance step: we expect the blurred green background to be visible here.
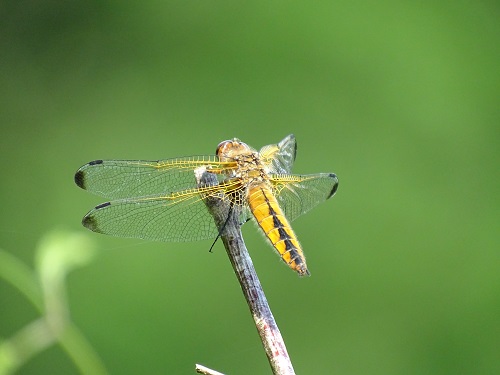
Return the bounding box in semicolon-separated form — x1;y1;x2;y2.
1;1;498;374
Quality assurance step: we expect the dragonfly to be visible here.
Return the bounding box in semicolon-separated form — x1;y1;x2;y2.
74;134;339;276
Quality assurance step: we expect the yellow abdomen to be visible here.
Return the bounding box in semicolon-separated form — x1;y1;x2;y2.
247;184;309;276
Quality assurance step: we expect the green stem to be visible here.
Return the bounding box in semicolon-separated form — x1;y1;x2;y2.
0;249;108;375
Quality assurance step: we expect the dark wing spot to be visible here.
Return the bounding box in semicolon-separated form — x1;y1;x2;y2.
95;202;111;209
75;160;103;188
82;214;100;232
293;138;297;161
74;170;85;189
327;174;339;199
82;202;111;232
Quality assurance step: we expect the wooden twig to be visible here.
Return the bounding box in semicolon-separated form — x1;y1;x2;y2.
196;168;296;375
195;363;226;375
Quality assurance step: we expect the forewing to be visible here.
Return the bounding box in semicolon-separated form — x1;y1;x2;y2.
271;173;339;222
259;134;297;174
74;157;232;200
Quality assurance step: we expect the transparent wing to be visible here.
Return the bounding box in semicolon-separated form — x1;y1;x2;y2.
74;157;235;200
271;173;339;222
259;134;297;174
82;181;249;242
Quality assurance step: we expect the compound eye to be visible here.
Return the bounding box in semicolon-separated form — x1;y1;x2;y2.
216;140;231;156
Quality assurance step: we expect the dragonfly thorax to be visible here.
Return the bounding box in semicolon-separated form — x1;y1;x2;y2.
216;138;268;184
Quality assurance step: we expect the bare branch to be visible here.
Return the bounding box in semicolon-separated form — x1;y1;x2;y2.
196;168;296;375
195;363;226;375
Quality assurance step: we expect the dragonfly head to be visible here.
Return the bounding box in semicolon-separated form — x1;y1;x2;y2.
216;138;254;161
